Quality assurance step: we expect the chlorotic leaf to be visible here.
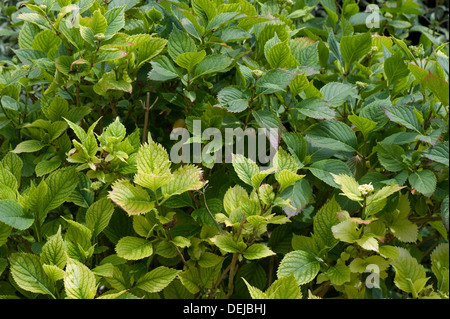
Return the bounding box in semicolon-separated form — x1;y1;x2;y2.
9;253;55;298
115;236;153;260
243;244;276;260
223;185;249;216
134;141;172;193
135;266;181;293
243;278;267;299
332;219;361;243
40;227;67;269
327;261;351;286
109;179;155;215
161;165;206;198
64;258;97;299
85;198;115;238
176;51;206;73
232;153;259;186
266;40;299;69
265;274;302;299
332;174;363;202
391;248;429;297
210;234;246;254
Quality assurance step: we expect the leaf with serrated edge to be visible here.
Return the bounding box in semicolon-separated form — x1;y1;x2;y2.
0;200;33;230
64;258;97;299
277;250;321;285
265;274;302;299
85;198;115;238
109;179;155;215
408;170;436;197
313;198;341;250
232;153;259;186
9;253;55;297
40;227;67;269
243;244;276;260
332;174;363;202
161;165;205;198
430;243;449;293
391;248;429;297
135;266;181;293
115;236;153;260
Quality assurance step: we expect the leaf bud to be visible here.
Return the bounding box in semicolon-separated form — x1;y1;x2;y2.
95;33;105;41
251;69;264;78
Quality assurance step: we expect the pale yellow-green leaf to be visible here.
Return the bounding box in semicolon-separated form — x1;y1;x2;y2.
265;274;302;299
64;258;97;299
327;260;351;286
176;50;206;73
43;264;65;282
115;236;153;260
232;153;259;187
109;179;155;215
332;219;361;243
133;140;173;192
9;253;55;298
273;148;298;180
243;243;275;260
223;185;248;216
136;140;171;176
135;266;181;293
430;243;449;294
332;173;363;202
85;197;115;238
210;234;246;254
391;248;429;297
276;169;305;193
242;278;268;299
40;227;67;269
161;165;205;198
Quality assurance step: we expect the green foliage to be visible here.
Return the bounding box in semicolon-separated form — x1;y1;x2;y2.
0;0;448;300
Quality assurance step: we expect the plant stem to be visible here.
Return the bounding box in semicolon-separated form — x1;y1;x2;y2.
362;196;367;219
225;253;239;299
209;262;232;299
312;281;331;297
33;219;42;243
167;228;189;269
141;93;158;144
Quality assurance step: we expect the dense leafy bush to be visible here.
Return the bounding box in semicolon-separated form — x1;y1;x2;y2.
0;0;448;300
